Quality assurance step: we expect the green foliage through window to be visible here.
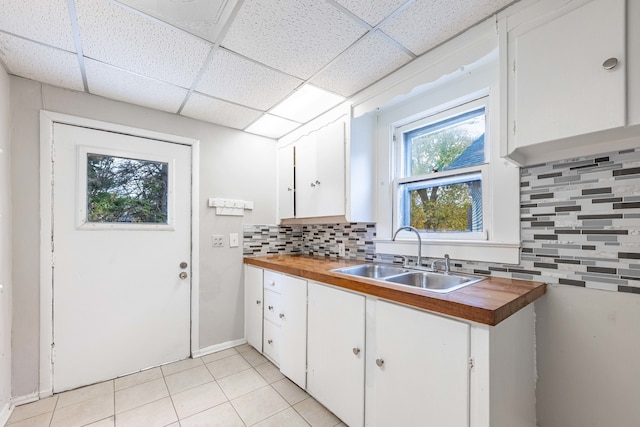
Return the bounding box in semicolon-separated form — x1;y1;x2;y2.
87;154;169;223
400;107;485;232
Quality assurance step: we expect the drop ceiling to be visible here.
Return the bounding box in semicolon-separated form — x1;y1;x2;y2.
0;0;516;139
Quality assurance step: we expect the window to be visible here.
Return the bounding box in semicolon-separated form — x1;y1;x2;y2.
87;154;169;224
395;101;487;237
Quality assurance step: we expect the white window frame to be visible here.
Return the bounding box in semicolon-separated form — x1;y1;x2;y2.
393;98;490;240
374;58;521;264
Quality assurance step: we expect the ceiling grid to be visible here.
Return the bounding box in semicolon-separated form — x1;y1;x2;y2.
0;0;516;138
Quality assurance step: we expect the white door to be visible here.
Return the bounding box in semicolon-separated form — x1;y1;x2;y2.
278;274;307;389
52;123;192;392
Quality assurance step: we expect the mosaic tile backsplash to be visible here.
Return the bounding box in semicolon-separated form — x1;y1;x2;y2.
244;147;640;293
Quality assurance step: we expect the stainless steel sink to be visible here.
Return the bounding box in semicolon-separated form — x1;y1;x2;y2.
385;271;484;293
332;263;484;293
332;264;408;279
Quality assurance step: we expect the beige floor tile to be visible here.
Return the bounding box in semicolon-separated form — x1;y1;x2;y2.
56;380;113;409
6;412;53;427
166;423;180;427
161;358;204;376
164;365;214;395
171;381;228;420
255;361;285;384
7;396;58;424
85;416;115;426
206;354;252;379
217;368;268;400
179;401;244;427
272;378;309;405
115;397;177;427
253;407;310;427
115;377;168;414
294;398;340;427
50;394;114;427
240;348;269;367
231;386;289;426
200;348;238;364
114;367;163;391
233;343;253;353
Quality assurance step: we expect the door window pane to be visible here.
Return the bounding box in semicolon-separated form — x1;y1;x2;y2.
87;154;169;223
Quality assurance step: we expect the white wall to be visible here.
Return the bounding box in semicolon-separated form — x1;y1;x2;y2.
535;285;640;427
10;77;277;397
0;65;13;421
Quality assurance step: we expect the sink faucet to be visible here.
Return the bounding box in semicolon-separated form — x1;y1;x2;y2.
431;254;451;274
392;226;422;268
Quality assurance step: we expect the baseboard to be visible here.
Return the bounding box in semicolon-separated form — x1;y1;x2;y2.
0;402;14;426
192;338;247;359
10;392;39;407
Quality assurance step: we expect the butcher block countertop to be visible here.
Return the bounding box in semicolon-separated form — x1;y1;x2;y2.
244;255;546;326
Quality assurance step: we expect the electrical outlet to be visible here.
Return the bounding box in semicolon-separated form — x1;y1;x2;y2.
211;235;224;247
338;243;346;257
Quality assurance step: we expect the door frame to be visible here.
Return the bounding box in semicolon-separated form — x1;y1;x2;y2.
38;111;201;397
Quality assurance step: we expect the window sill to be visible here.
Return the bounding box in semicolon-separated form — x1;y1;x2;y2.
375;239;520;264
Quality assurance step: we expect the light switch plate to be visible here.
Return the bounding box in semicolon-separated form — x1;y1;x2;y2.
229;233;239;248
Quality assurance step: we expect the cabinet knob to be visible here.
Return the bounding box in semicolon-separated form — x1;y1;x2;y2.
256;300;261;305
279;313;285;319
268;305;274;310
268;339;273;344
315;180;321;185
352;347;361;355
310;182;316;187
287;187;293;191
602;57;618;70
268;281;275;286
376;358;384;367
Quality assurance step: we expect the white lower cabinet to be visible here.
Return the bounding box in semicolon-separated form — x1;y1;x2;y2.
307;282;365;427
262;270;307;389
244;265;263;351
366;299;470;427
245;268;536;427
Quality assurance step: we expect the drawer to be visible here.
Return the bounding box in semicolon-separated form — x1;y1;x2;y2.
263;289;282;326
264;270;306;294
263;319;280;365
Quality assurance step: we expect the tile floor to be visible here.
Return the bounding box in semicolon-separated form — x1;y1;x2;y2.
6;344;346;427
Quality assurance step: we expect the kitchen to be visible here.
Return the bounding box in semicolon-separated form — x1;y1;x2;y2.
1;0;640;426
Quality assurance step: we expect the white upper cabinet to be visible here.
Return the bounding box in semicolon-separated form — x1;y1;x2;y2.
500;0;640;165
277;104;375;222
277;144;295;219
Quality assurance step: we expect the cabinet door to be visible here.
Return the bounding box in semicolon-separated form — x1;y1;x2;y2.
277;145;295;219
508;0;625;148
307;282;365;427
294;132;317;218
369;300;470;427
244;265;263;351
263;319;280;365
315;119;346;217
278;274;308;389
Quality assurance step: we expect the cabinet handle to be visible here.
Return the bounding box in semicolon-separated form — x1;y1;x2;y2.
310;182;316;187
256;300;261;305
315;180;321;185
279;313;285;319
602;57;618;70
268;339;273;344
352;347;360;355
268;305;274;310
376;358;384;367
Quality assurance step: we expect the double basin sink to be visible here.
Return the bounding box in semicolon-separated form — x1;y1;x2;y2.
332;263;484;294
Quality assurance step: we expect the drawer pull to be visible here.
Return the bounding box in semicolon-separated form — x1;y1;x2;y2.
352;347;361;355
256;300;261;305
279;313;285;319
268;305;274;310
602;57;618;70
268;339;273;344
376;358;384;367
268;281;275;286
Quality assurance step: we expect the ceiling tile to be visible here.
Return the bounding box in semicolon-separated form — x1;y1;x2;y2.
333;0;408;26
310;30;412;97
381;0;513;55
181;92;263;130
221;0;367;79
114;0;239;44
85;59;188;113
0;0;76;51
0;33;84;91
196;49;303;111
74;0;213;88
